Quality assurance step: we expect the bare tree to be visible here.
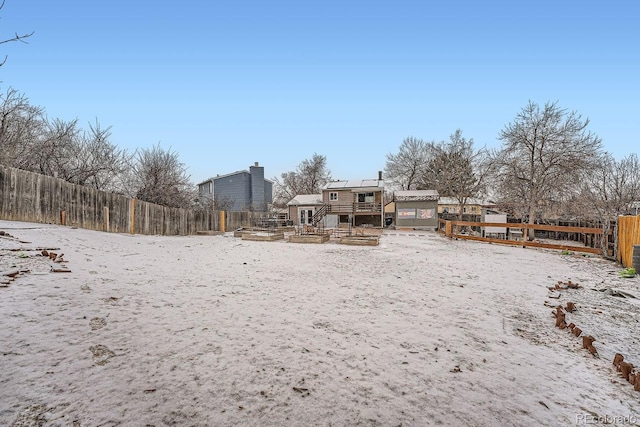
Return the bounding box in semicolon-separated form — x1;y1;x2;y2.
493;101;603;226
578;153;640;218
131;143;195;208
0;0;35;67
384;137;429;190
62;120;131;190
419;129;492;220
272;153;331;207
32;117;79;177
0;88;44;168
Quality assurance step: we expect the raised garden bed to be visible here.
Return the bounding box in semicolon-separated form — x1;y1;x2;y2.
241;232;285;242
338;236;379;246
289;234;330;244
196;231;225;236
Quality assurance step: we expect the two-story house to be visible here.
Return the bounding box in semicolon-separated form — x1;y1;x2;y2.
198;162;273;211
312;174;384;227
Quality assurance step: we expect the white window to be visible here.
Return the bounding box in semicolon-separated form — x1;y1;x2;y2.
329;192;338;201
358;192;374;203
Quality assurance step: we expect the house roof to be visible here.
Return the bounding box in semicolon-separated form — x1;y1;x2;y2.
438;197;495;206
197;169;273;186
322;179;384;190
287;194;323;206
394;190;439;201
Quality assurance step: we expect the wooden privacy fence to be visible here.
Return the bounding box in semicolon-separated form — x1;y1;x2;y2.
0;164;273;236
438;219;606;255
617;215;640;268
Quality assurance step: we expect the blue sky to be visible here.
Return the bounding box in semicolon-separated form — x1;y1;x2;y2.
2;0;638;185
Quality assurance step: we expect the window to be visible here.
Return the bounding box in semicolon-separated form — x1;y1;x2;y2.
329;192;338;201
358;192;374;203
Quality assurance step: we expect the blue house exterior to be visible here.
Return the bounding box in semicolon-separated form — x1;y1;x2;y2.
198;162;273;211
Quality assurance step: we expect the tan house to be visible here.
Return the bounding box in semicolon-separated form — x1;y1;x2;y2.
287;194;323;226
312;177;385;227
438;197;496;218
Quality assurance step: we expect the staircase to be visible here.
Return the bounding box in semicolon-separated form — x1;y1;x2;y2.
312;204;331;226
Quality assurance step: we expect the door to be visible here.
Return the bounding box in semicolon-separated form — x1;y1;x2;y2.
300;208;314;225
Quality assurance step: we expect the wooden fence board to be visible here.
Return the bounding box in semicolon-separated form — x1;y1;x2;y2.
439;219;606;255
617;215;640;268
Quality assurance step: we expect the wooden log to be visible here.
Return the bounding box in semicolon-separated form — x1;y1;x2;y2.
1;269;20;277
613;353;624;369
620;362;634;381
582;335;596;349
555;312;566;328
572;327;582;337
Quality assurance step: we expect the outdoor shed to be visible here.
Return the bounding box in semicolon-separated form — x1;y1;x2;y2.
394;190;439;230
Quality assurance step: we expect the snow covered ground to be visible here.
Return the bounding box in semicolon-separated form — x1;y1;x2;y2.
1;220;639;426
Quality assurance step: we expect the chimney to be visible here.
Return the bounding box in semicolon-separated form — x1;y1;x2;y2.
254;162;259;167
378;170;383;180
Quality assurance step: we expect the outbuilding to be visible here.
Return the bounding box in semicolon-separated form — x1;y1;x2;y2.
394;190;439;230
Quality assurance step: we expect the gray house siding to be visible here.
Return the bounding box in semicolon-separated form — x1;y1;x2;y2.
250;164;266;210
264;181;273;205
214;172;252;211
200;163;273;212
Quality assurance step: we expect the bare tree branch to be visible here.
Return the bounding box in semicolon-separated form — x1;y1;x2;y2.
0;0;35;66
272;153;331;207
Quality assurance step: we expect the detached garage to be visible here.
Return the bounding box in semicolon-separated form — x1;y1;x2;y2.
394;190;439;230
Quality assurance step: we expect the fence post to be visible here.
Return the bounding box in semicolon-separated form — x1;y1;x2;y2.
220;210;226;233
103;206;110;232
60;210;66;226
445;221;452;237
130;198;136;235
